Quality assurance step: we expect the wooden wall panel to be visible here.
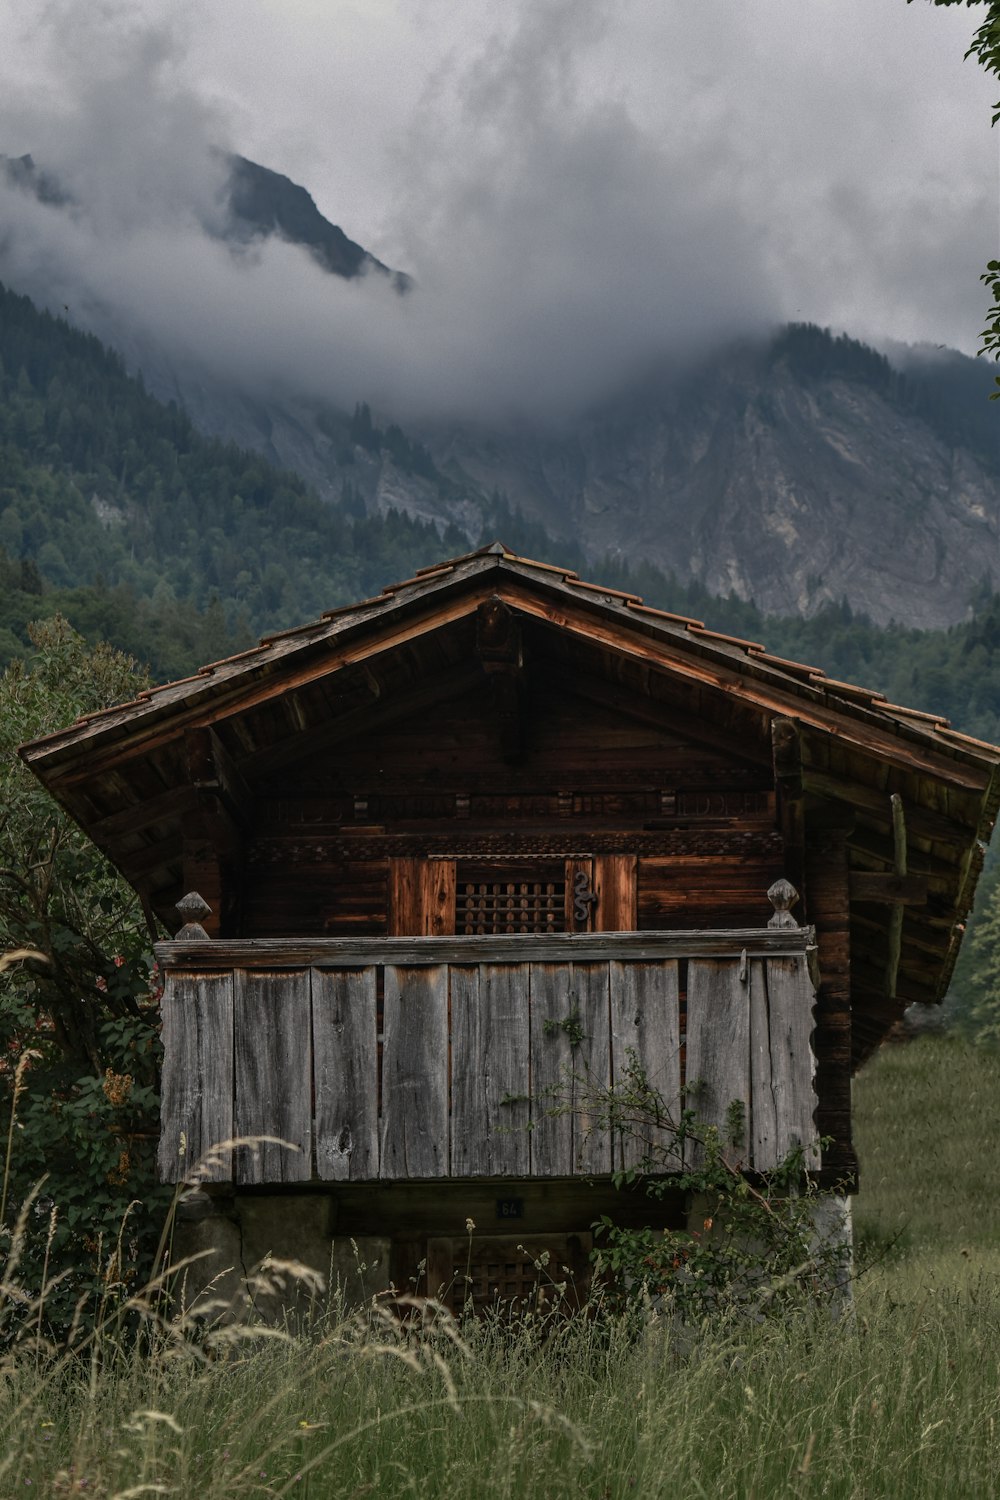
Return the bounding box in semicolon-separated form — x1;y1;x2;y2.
451;964;531;1176
158;972;233;1183
242;858;387;938
233;968;312;1184
749;958;819;1171
638;854;784;931
312;967;379;1181
685;958;750;1169
529;963;575;1175
388;858;456;936
609;960;682;1171
595;854;637;931
806;833;855;1182
380;965;449;1178
529;963;613;1176
569;964;613;1175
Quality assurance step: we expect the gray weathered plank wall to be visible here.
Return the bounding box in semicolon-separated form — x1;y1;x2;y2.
159;948;817;1183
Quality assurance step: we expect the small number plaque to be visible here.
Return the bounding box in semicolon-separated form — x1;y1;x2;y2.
496;1197;524;1220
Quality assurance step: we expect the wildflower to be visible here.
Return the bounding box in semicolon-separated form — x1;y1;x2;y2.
465;1217;476;1233
107;1148;131;1186
102;1069;133;1108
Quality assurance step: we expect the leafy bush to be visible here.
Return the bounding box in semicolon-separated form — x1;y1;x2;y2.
0;618;170;1338
568;1055;849;1323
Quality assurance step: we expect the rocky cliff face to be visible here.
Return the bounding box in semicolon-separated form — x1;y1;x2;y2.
134;328;1000;630
421;342;1000;628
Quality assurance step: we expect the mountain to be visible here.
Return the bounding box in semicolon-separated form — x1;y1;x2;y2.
4;151;1000;628
417;328;1000;629
0;150;411;290
223;155;411;291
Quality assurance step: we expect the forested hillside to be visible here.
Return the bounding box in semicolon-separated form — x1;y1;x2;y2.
0;281;472;673
2;277;1000;744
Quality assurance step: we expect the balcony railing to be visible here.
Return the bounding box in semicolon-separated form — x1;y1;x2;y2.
154;928;819;1186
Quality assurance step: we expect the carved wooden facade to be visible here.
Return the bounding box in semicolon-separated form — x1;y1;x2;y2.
20;543;1000;1309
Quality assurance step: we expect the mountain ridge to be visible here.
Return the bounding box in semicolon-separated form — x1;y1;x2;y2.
3;151;1000;628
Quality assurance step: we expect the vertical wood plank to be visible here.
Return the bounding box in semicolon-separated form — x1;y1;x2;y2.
685;958;750;1168
529;962;575;1175
388;859;456;935
388;858;421;936
529;962;612;1175
570;963;613;1174
806;832;855;1182
380;965;449;1178
749;959;778;1171
452;964;530;1176
757;955;820;1169
595;855;638;932
234;969;312;1184
312;966;379;1181
158;972;233;1183
610;960;682;1171
421;861;456;936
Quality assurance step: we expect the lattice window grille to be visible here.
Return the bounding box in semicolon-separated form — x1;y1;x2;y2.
456;879;565;935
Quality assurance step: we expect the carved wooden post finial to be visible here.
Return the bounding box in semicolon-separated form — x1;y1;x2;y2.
175;891;213;941
767;878;799;929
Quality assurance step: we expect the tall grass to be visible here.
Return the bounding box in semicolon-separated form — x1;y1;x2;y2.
1;1034;999;1498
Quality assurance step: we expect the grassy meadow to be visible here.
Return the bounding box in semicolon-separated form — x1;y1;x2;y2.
3;1035;1000;1498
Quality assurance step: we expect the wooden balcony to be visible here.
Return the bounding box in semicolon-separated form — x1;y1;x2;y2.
154;929;819;1186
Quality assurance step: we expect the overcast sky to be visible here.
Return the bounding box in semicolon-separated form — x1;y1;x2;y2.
0;0;996;420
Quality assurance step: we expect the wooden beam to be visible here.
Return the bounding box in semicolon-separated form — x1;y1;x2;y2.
185;726;252;827
850;872;928;905
800;766;981;844
541;662;772;768
772;717;805;902
476;598;525;761
886;793;906;999
154;926;817;970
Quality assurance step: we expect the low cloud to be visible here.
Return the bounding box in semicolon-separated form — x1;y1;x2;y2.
0;0;992;424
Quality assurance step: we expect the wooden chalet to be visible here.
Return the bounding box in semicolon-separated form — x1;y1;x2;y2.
19;543;1000;1312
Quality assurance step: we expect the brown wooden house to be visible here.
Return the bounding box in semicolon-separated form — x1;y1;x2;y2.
19;544;1000;1312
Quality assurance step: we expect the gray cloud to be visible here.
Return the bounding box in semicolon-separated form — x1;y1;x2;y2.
0;0;994;424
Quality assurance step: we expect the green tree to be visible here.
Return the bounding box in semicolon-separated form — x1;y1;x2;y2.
0;618;168;1338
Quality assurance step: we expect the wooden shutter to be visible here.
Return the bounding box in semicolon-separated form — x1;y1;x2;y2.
388;858;456;936
594;854;638;931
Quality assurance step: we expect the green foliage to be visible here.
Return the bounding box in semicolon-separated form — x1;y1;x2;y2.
552;1054;847;1323
0;280;473;655
0;618;169;1336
